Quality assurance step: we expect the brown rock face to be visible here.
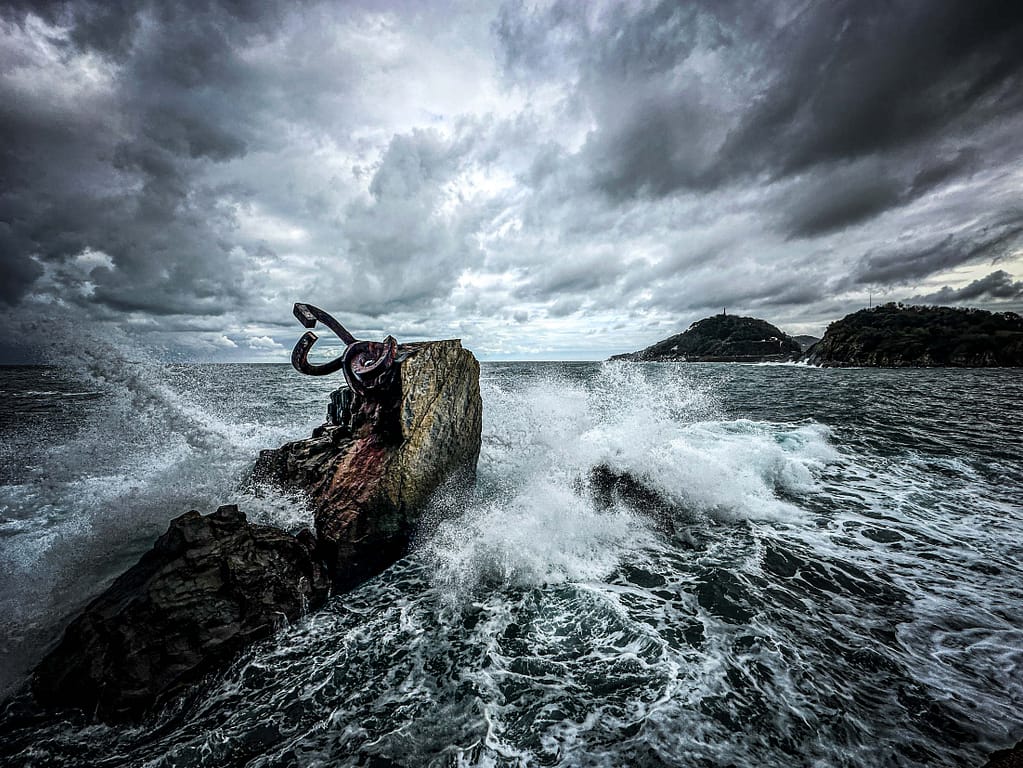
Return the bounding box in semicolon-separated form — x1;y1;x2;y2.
31;505;329;721
29;339;481;722
255;339;483;590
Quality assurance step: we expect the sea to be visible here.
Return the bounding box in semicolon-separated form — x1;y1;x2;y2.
0;357;1021;767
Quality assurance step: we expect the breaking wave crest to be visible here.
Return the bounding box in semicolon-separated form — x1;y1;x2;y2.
0;330;329;697
423;362;838;597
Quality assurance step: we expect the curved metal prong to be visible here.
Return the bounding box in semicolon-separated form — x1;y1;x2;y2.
293;303;318;329
291;330;347;376
291;302;405;395
292;303;358;346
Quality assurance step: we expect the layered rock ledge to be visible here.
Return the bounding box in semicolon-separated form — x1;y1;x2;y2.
31;339;482;721
32;505;328;721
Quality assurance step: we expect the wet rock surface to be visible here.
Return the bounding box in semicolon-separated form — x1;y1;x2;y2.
255;339;483;590
31;505;328;721
984;741;1023;768
29;338;482;722
588;464;675;519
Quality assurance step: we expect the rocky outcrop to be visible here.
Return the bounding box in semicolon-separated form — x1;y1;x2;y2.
588;464;674;519
982;740;1023;768
806;304;1023;367
32;505;328;721
611;314;802;362
254;339;483;590
30;338;482;722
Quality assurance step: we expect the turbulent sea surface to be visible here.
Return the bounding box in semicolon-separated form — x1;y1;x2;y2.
0;359;1021;767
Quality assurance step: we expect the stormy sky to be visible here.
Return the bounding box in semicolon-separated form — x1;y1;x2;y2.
2;0;1022;361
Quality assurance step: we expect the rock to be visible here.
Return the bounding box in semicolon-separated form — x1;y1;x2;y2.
29;338;481;722
254;339;482;590
586;465;697;547
31;505;329;721
588;464;674;519
983;741;1023;768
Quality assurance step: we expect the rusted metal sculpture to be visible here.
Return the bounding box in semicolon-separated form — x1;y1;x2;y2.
291;302;407;399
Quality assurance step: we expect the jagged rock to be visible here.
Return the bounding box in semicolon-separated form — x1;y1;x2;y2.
983;740;1023;768
29;338;481;722
254;339;482;590
589;464;674;519
31;505;328;721
586;465;698;548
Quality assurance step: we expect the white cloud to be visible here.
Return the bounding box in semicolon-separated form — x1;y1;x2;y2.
246;335;284;350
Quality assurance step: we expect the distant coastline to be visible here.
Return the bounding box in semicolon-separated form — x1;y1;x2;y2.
612;304;1023;367
610;313;802;363
805;304;1023;367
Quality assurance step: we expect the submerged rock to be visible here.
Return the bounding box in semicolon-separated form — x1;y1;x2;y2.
32;505;328;721
588;464;674;519
254;339;483;590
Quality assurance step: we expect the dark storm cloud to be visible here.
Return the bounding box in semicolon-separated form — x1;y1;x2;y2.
0;243;43;304
781;149;980;238
854;216;1023;286
509;0;1014;198
0;0;293;313
1;1;137;57
783;169;905;240
719;2;1023;174
495;0;757;197
500;0;1023;194
912;270;1023;305
4;0;1023;361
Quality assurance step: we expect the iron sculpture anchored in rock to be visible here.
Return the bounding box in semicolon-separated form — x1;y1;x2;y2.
257;303;483;589
31;304;482;721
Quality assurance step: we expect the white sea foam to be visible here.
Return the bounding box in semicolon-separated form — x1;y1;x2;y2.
423;362;838;595
0;330;323;697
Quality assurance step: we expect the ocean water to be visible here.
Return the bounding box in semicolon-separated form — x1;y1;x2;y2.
0;358;1021;767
